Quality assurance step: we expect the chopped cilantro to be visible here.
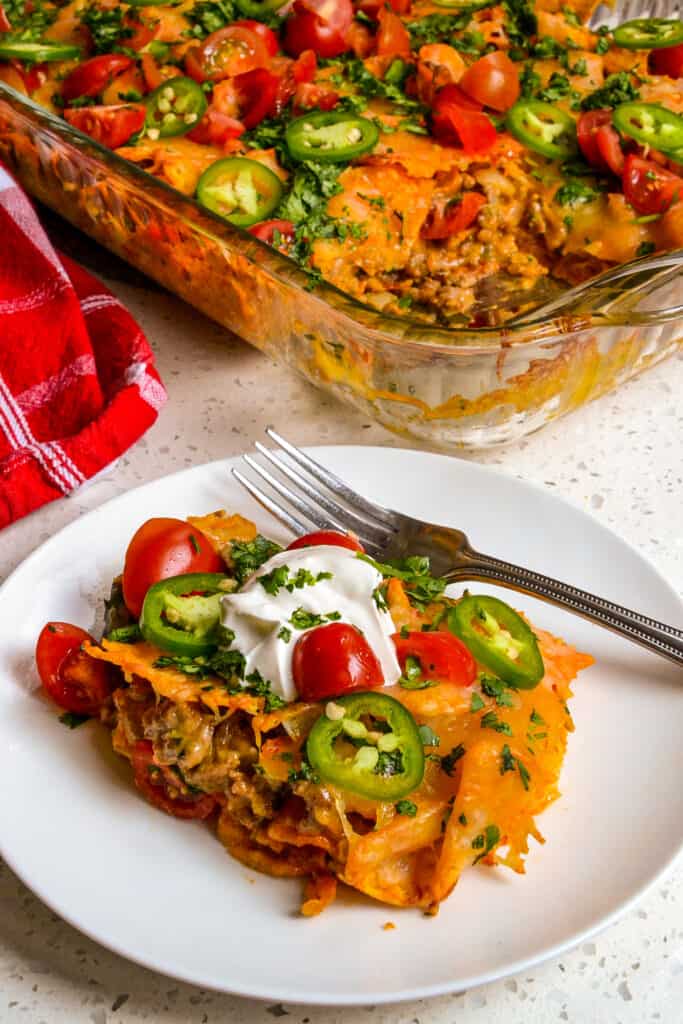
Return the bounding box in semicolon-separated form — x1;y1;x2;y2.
480;711;513;736
373;585;389;612
539;72;572;103
636;241;656;256
595;25;611;55
2;0;56;40
470;692;485;712
105;624;142;644
530;708;545;725
289;607;341;629
395;799;417;816
458;812;467;826
472;823;501;863
480;675;514;707
277;625;292;643
418;724;440;747
230;535;283;585
81;4;131;53
260;565;332;596
208;648;246;681
441;744;466;776
517;759;531;790
500;743;516;774
399;654;436;690
555;180;598;206
185;0;236;39
581;72;640;111
375;749;404;777
288;759;320;783
407;12;471;48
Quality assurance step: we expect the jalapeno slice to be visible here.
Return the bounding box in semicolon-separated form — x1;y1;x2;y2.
613;17;683;50
140;572;231;656
144;76;207;139
286;111;379;164
196;157;283;227
306;692;425;801
448;595;544;689
613;101;683;155
506;100;577;160
0;39;81;62
234;0;283;15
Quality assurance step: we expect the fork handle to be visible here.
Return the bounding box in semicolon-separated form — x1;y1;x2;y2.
446;551;683;667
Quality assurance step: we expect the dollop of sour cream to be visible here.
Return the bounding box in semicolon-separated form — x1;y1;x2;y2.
220;545;401;702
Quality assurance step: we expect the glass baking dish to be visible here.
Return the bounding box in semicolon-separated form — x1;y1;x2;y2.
1;84;681;450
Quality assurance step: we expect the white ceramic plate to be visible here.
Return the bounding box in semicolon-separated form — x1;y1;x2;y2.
0;448;681;1006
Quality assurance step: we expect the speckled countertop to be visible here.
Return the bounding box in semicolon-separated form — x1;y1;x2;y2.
0;220;681;1024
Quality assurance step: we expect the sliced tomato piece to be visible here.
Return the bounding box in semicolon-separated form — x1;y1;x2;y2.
64;104;145;149
233;66;279;128
187;108;245;145
577;109;624;174
36;622;113;716
294;79;339;111
622;154;683;215
458;51;520;112
62;54;135;102
185;25;269;83
376;7;411;57
421;191;486;240
0;4;11;31
283;0;353;59
393;630;476;687
287;530;365;552
131;741;217;819
650;42;683;78
249;218;296;253
596;124;625;175
346;20;374;58
431;84;497;153
125;16;156;52
231;19;280;56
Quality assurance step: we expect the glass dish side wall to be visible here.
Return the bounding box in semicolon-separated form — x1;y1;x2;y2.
1;87;681;450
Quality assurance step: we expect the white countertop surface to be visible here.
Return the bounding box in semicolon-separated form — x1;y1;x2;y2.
1;226;681;1024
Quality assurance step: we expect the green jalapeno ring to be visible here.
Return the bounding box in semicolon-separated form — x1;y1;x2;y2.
448;595;544;689
306;692;425;801
196;157;284;227
234;0;284;15
431;0;495;9
286;111;380;164
0;39;81;62
140;572;231;656
506;100;578;161
613;101;683;155
613;17;683;50
144;76;207;140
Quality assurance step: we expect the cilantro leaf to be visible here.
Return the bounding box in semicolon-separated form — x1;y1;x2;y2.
230;535;283;585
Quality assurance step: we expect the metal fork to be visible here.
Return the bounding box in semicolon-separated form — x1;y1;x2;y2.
232;429;683;668
589;0;682;29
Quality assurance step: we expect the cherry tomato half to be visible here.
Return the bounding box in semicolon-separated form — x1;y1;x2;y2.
287;530;365;552
577;109;624;175
376;7;411;58
187;107;245;145
294;79;339;111
650;42;683;78
185;25;269;83
36;622;113;715
431;84;497;153
233;66;279;128
122;517;223;618
0;4;11;31
231;19;280;56
248;218;296;254
64;104;145;149
283;0;353;60
131;741;217;819
392;630;476;686
420;191;486;240
622;154;683;215
459;51;520;112
62;54;134;102
293;622;383;700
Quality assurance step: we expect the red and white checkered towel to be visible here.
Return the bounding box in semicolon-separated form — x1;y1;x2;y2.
0;165;166;529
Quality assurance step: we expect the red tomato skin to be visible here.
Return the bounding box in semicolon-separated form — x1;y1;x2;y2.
392;630;476;686
231;19;280;56
249;218;295;243
458;51;520;112
62;54;134;101
36;622;113;715
421;191;486;240
577;110;624;174
292;622;384;700
185;26;269;83
131;741;217;819
0;4;11;31
287;530;364;552
596;125;625;175
283;0;353;59
293;79;339;111
233;66;279;128
64;104;145;149
376;7;411;57
187;108;245;145
122;517;223;618
431;85;497;153
650;42;683;78
622;154;683;215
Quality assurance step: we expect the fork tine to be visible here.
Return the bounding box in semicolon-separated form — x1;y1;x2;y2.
265;427;399;529
231;468;308;536
254;442;394;543
242;455;349;533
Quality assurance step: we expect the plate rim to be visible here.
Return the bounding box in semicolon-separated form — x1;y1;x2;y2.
1;445;681;1006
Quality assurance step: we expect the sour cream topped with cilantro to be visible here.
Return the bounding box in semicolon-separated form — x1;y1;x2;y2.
220;546;401;702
